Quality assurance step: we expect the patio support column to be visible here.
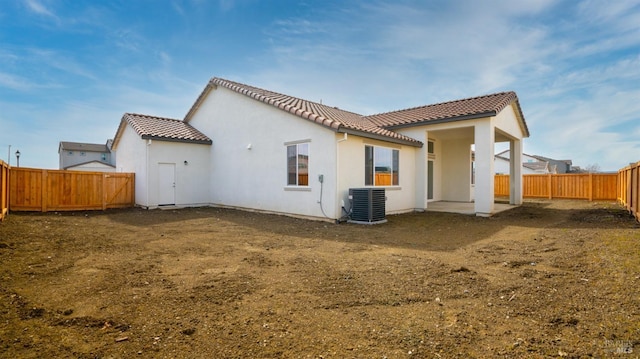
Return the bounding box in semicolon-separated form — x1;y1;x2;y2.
474;119;495;216
509;139;523;205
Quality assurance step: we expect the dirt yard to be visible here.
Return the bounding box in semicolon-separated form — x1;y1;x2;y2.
0;200;638;358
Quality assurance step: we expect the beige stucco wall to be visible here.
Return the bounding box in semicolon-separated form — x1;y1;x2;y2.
336;135;418;216
441;138;473;202
495;104;526;140
187;85;340;219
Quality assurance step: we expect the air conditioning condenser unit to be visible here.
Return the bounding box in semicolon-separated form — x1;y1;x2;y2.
348;188;386;224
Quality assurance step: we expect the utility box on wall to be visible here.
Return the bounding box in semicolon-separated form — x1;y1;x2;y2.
348;188;386;224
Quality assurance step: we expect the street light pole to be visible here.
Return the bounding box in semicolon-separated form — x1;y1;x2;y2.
15;150;20;167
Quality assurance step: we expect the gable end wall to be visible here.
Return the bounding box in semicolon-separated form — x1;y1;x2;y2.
187;85;340;219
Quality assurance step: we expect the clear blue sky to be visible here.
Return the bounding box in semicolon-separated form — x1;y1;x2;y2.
1;0;638;171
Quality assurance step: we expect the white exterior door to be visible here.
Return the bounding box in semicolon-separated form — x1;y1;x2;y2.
158;163;176;205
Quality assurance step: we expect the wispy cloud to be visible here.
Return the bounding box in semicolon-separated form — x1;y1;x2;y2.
24;0;57;18
0;72;37;91
253;1;559;108
109;28;144;52
2;1;637;170
247;0;638;170
27;48;97;80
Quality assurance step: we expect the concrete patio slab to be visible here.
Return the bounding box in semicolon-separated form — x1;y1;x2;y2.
426;201;517;216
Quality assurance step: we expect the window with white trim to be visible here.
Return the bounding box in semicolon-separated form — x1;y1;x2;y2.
287;143;309;186
365;145;399;186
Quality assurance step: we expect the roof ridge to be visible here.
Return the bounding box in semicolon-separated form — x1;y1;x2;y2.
367;91;516;117
212;78;346;130
64;160;115;169
212;77;364;117
125;113;182;122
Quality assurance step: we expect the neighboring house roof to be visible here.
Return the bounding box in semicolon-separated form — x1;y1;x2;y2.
496;150;571;174
494;154;509;162
494;153;552;173
497;150;571;165
59;141;109;153
112;113;212;149
365;92;530;137
530;154;572;166
185;78;424;147
523;161;549;172
63;160;115;170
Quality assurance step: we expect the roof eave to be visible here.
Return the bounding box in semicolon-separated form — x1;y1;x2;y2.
140;135;212;145
110;116;129;151
512;99;530;138
184;81;216;122
381;111;497;130
338;128;423;147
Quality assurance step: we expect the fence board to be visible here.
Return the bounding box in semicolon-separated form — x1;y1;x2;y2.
494;173;618;201
104;173;136;209
0;161;8;221
9;167;134;212
618;161;640;221
494;174;509;196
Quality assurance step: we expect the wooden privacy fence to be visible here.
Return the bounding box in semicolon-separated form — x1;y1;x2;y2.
618;161;640;221
9;167;134;212
1;161;8;221
495;173;618;200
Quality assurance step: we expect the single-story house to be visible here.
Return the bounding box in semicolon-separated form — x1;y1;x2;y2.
112;77;529;219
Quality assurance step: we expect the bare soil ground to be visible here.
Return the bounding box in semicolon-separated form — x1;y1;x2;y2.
1;199;639;358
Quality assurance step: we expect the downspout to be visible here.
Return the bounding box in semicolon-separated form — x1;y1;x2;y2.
146;139;151;209
336;132;348;222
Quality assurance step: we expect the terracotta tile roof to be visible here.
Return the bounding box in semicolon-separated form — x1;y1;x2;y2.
120;113;212;145
195;78;423;147
183;77;529;147
365;92;530;137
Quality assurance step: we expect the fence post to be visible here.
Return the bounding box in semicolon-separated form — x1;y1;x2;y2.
547;174;552;199
130;173;135;207
41;169;48;212
0;161;8;221
588;173;593;201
